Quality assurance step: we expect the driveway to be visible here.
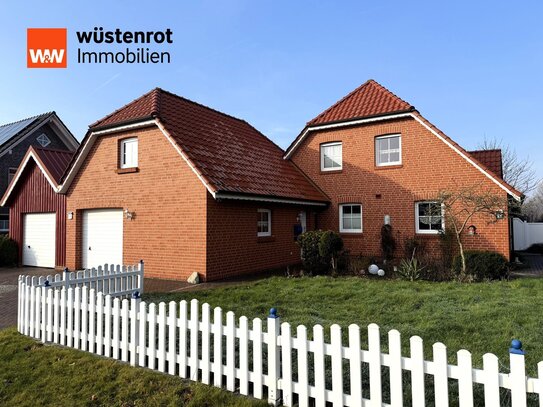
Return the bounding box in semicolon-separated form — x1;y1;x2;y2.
0;267;52;329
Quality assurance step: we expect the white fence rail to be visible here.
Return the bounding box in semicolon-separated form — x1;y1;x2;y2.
513;217;543;251
17;268;543;406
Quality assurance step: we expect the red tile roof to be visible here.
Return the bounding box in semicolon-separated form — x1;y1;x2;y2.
90;88;328;203
468;149;503;179
308;79;415;125
33;147;74;184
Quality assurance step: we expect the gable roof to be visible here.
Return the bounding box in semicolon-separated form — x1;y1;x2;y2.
284;79;522;201
62;88;328;205
1;146;74;206
308;79;416;126
468;149;503;179
0;112;79;156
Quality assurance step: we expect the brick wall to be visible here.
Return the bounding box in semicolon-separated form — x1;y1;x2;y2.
65;126;208;280
290;117;511;260
206;198;315;281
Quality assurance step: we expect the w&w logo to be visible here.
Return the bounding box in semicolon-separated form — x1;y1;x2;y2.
27;28;67;68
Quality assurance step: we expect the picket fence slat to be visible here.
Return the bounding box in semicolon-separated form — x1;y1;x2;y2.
16;263;539;407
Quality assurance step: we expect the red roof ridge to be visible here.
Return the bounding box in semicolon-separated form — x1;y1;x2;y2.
154;87;251;127
307;79;415;126
89;88;160;128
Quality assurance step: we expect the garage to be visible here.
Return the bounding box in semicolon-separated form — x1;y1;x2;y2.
82;209;123;269
23;213;56;268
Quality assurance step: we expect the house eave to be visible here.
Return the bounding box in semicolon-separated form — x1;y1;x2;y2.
214;192;328;207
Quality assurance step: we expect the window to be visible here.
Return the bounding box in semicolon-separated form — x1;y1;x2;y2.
120;138;138;169
0;215;7;232
376;134;401;166
320;142;342;171
7;168;17;184
416;201;444;234
339;204;362;233
36;133;51;147
257;209;271;237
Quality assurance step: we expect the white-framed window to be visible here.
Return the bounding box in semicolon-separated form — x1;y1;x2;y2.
320;142;342;171
375;134;401;166
257;209;271;237
36;133;51;147
415;201;444;234
120;138;138;169
7;167;17;184
339;204;362;233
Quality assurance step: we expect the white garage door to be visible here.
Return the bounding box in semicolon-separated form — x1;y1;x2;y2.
82;209;123;269
23;213;56;268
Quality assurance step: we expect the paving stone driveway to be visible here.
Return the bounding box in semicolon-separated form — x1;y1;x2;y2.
0;267;52;329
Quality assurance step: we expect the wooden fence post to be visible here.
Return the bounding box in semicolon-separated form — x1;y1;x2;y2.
130;292;140;367
267;308;281;406
138;260;144;294
509;339;527;407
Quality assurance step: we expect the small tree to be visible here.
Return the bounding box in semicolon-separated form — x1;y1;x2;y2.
318;231;344;275
380;224;396;261
436;185;511;276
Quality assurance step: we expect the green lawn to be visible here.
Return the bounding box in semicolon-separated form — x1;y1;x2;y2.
145;276;543;375
0;328;266;407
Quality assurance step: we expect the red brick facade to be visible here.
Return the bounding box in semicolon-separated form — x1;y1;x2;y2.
290;116;511;260
65;125;315;281
65;126;208;280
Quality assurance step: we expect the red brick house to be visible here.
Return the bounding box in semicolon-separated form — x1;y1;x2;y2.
284;80;521;260
0;146;74;268
57;89;328;280
2;80;522;279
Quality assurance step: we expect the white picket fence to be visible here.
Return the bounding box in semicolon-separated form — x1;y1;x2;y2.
17;267;543;406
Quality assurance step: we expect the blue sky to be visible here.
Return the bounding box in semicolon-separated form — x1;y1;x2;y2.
2;1;543;178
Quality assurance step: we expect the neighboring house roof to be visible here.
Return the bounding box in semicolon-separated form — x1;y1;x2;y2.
1;146;74;206
284;79;522;201
468;149;503;179
308;79;416;126
0;112;79;156
61;88;328;205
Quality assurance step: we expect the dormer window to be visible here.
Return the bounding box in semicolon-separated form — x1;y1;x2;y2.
320;142;342;171
37;133;51;147
120;138;138;169
376;134;401;166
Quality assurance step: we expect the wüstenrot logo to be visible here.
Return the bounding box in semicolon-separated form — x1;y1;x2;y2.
27;28;67;68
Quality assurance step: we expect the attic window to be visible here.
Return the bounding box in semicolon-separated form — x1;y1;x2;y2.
120;138;138;169
37;133;51;147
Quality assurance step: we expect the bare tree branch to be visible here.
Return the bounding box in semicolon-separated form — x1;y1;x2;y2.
478;137;539;195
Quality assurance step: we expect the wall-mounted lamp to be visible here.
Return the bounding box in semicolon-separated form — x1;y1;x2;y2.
495;210;505;220
468;225;477;235
67;211;73;220
125;209;135;220
384;214;391;225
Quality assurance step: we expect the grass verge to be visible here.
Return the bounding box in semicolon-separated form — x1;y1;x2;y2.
0;328;267;407
145;276;543;375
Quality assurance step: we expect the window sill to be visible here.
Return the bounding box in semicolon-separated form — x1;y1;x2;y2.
116;167;139;174
375;164;403;170
340;232;363;237
415;232;441;238
257;236;275;243
320;169;343;175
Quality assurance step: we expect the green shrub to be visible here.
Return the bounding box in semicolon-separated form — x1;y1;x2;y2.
0;235;18;266
452;251;508;281
297;230;328;275
318;231;344;274
404;237;426;260
397;257;425;281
